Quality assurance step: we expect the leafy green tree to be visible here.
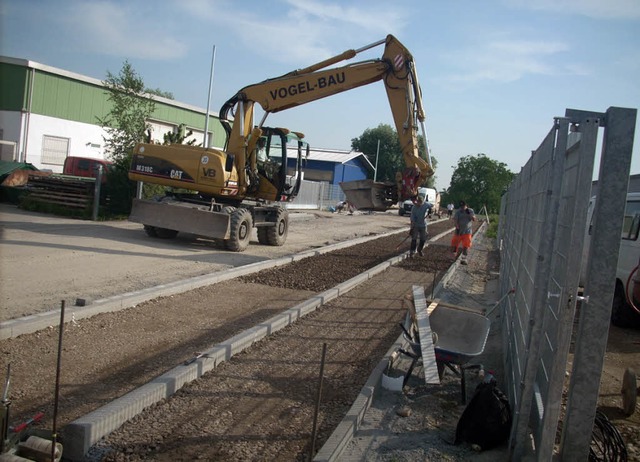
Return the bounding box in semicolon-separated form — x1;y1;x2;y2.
351;124;437;188
419;136;438;189
162;123;197;146
98;60;156;163
444;154;514;213
97;61;156;215
146;87;174;99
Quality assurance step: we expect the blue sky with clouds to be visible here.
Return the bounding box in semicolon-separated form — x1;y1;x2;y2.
2;0;639;191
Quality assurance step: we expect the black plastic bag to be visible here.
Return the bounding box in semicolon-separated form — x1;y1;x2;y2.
454;380;512;451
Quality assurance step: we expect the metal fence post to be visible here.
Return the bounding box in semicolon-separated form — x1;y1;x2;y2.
92;165;103;221
560;107;637;461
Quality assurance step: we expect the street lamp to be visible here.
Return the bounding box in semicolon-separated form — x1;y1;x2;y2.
374;139;380;182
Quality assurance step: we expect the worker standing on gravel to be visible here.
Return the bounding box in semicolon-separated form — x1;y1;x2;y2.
409;194;433;257
451;200;476;264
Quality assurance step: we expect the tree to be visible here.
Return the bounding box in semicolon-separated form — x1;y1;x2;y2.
146;87;174;99
351;124;437;188
161;123;197;146
419;136;438;189
97;61;156;215
97;60;156;164
444;154;514;213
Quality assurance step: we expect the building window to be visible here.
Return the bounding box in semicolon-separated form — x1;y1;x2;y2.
147;120;176;144
41;135;69;165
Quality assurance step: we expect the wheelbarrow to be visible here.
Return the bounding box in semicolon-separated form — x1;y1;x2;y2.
397;301;492;402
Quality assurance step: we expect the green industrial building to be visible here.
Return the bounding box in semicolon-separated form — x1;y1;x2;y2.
0;56;225;171
0;55;371;202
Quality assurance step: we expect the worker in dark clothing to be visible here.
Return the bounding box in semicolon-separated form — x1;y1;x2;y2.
409;194;433;257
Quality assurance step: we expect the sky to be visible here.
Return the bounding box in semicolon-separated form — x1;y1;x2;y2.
1;0;639;192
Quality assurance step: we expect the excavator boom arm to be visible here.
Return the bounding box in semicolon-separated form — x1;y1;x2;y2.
220;35;433;203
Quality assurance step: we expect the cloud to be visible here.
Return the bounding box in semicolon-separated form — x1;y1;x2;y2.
282;0;407;32
179;0;409;64
503;0;640;20
444;36;585;85
63;1;188;60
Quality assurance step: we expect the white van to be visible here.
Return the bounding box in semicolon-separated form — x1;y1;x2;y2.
582;192;640;326
398;187;439;216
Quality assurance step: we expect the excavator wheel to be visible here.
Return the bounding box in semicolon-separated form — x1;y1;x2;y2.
225;208;253;252
266;207;289;246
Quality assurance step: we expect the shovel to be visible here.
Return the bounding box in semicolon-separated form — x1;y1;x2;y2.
395;230;413;250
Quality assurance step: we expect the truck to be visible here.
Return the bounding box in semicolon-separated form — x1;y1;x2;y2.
63;156;112;183
128;35;434;251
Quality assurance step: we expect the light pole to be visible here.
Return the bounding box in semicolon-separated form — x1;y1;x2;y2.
374;139;380;182
203;45;216;148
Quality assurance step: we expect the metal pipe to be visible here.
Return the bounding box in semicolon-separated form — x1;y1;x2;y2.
51;300;66;462
294;37;385;76
1;364;10;453
354;37;386;54
21;67;35;163
92;165;103;221
374;139;380;182
310;343;327;458
419;119;432;166
203;45;216;148
485;287;516;318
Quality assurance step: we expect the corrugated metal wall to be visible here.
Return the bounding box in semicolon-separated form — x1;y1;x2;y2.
287;180;346;210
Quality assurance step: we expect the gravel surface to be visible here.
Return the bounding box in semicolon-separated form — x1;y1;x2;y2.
0;204;411;321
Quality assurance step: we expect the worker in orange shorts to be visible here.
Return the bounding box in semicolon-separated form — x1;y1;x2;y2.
451;200;476;264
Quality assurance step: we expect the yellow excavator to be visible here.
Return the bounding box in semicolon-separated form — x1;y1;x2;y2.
128;34;434;251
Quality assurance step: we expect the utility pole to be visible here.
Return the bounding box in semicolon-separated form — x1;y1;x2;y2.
374;139;380;182
203;45;217;148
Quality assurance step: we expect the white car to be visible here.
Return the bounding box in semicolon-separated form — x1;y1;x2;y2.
398;187;438;216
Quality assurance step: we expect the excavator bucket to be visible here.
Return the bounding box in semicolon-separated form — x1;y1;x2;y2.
339;179;396;211
129;199;231;239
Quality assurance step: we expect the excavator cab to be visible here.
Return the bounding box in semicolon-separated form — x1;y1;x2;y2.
248;127;308;203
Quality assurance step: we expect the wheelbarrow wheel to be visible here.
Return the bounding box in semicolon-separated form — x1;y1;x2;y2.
621;368;637;416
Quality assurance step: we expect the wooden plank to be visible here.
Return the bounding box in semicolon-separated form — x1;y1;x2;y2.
29;191;90;201
425;298;485;315
427;300;439;316
27;198;89;209
413;285;440;384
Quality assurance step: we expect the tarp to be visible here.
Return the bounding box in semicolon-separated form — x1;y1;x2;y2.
0;161;38;180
